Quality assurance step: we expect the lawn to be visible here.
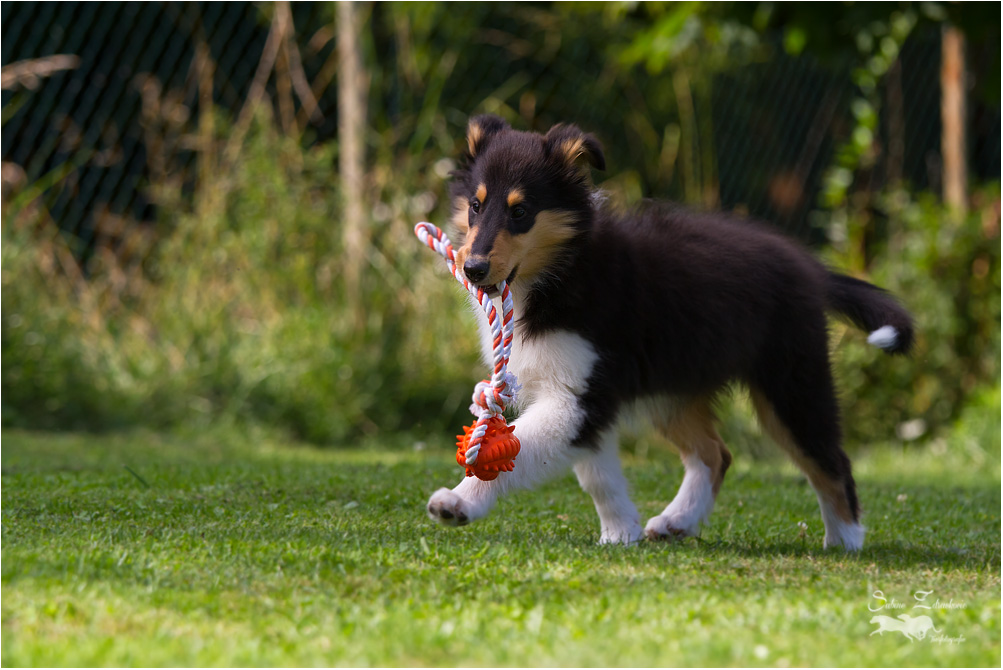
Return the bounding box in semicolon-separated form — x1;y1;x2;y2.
2;426;999;667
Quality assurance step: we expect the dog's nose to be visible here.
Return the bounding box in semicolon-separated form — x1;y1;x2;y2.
463;258;490;284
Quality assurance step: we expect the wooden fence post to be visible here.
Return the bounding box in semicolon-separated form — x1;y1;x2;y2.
338;1;368;319
941;25;967;215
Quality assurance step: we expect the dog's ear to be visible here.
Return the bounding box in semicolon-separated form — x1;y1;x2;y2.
465;115;510;159
544;123;606;172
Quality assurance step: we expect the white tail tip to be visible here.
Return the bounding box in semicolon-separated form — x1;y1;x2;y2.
867;326;899;350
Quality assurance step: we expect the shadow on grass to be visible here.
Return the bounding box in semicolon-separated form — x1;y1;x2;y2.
691;537;1000;571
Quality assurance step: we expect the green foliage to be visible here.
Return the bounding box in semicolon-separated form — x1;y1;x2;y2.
2;428;999;666
820;9;918;209
615;2;764;74
744;2;1000;103
2;2;999;451
2;118;480;444
826;186;1001;445
4;120;998;449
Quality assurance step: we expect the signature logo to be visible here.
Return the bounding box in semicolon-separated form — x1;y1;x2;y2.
866;589;966;644
869;614;940;641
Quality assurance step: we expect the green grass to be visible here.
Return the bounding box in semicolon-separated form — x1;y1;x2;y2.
2;427;999;667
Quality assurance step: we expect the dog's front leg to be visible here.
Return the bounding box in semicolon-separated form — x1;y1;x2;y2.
427;390;585;527
573;429;643;544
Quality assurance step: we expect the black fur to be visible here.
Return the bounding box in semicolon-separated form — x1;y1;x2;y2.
449;116;914;524
826;273;914;353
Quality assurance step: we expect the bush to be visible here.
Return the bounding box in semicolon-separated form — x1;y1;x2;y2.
2;119;481;444
826;185;1001;445
3;115;998;449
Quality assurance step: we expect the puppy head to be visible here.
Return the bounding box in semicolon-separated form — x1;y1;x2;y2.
450;115;605;289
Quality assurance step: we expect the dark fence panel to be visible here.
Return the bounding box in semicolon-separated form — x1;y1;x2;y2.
2;2;999;255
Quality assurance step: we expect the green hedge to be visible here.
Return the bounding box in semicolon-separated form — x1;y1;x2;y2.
3;120;999;448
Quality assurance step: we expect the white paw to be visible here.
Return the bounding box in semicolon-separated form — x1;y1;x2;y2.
644;512;701;540
426;488;472;527
817;496;866;551
823;522;865;551
599;521;643;545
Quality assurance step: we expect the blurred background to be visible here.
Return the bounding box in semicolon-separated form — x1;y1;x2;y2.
2;2;999;453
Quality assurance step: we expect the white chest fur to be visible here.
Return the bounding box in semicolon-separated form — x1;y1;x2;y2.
470;294;597;409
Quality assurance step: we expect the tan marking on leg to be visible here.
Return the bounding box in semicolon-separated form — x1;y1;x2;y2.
751;391;854;524
475;183;487;204
506;188;524;207
657;399;732;496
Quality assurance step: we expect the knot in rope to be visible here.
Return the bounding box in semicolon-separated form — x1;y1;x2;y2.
470;372;521;417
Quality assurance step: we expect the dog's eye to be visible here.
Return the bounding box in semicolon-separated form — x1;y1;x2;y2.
511;206;526;220
470;199;481;214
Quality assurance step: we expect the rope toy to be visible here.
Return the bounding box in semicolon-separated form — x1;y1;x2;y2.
414;222;521;481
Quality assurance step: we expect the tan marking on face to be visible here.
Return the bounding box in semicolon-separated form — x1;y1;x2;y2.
454;221;480;274
476;229;514;285
475;183;487;204
451;196;469;236
458;209;582;287
512;210;580;281
751;391;855;523
467;122;483;156
506;188;524;207
656;400;732;496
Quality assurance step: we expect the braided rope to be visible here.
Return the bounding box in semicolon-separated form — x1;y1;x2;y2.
414;222;519;466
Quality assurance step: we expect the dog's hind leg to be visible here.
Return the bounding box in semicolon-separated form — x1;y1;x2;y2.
749;322;864;550
574;428;643;544
645;400;732;540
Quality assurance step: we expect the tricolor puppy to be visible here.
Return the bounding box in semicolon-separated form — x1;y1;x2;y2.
427;115;913;550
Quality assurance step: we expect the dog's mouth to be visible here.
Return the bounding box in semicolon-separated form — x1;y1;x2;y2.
475;266;518;298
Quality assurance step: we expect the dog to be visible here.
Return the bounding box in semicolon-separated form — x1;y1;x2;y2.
426;114;913;550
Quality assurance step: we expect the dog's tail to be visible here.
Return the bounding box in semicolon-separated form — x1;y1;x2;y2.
826;272;914;354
